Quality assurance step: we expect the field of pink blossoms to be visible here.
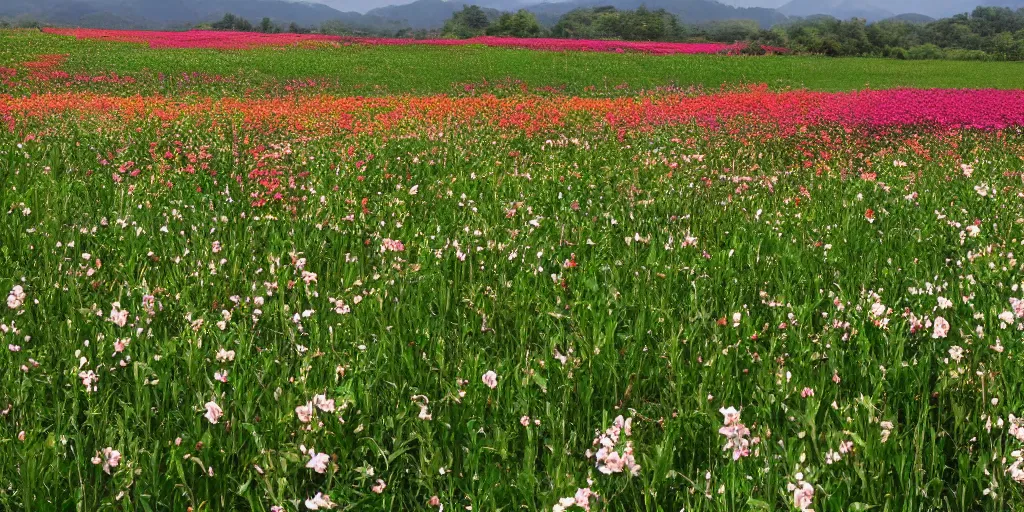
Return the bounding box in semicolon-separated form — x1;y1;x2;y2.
1;27;1024;512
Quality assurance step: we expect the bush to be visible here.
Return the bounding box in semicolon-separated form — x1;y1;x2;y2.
942;48;991;61
907;43;944;60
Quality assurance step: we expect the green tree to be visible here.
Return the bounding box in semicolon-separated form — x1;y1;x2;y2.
260;17;274;34
442;5;492;39
212;13;238;30
486;10;542;38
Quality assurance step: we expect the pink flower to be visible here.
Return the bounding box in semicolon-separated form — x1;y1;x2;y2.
296;402;314;423
932;316;950;338
481;370;498;389
719;406;741;426
109;302;129;327
381;238;405;252
78;370;99;392
1011;297;1024;318
204;401;223;424
305;492;336;510
371;478;387;493
91;447;121;474
7;285;25;309
574;487;596;511
428;496;441;507
791;481;814;511
313;394;335;413
838;440;854;454
801;387;815;398
718;406;752;460
305;449;330;474
520;415;530;426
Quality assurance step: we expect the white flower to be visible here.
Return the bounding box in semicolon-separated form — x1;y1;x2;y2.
948;345;965;363
305;492;336;510
216;348;235;362
305;449;330;474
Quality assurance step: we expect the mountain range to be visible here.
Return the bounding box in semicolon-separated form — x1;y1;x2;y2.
773;0;1024;21
2;0;1022;32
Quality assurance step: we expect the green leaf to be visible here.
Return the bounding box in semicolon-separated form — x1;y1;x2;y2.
746;498;772;510
532;373;548;393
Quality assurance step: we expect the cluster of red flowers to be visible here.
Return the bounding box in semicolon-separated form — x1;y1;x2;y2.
43;27;748;54
22;54;69;81
0;67;15;87
3;86;1022;135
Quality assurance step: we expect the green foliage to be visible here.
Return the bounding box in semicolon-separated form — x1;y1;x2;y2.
3;26;1024;512
550;6;683;41
766;7;1024;60
486;10;542;38
442;5;493;39
212;13;254;32
3;85;1024;512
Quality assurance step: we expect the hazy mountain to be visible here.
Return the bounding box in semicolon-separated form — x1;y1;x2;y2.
883;12;934;23
311;0;417;14
723;0;1024;18
526;0;787;28
779;0;893;21
365;0;502;29
0;0;364;28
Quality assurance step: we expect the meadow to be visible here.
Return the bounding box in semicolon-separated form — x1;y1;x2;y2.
2;28;1024;512
2;30;1024;97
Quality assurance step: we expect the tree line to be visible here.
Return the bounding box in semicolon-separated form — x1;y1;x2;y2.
30;4;1023;61
747;7;1024;60
435;4;1024;60
206;13;312;34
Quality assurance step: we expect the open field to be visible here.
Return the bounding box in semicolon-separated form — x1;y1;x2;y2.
2;28;1024;512
1;30;1023;97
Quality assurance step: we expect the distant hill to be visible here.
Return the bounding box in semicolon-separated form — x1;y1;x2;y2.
883;12;934;23
779;0;893;21
526;0;788;28
0;0;364;29
366;0;501;30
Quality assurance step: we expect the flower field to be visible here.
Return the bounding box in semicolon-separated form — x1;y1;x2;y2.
42;28;746;54
3;28;1024;512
